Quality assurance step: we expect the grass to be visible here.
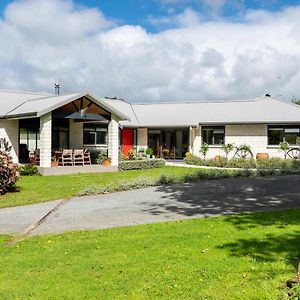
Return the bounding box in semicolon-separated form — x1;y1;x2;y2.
0;166;203;208
0;208;299;299
0;167;241;208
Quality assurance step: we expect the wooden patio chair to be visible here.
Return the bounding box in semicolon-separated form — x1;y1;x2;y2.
84;149;91;165
62;149;73;166
73;149;84;166
29;149;40;166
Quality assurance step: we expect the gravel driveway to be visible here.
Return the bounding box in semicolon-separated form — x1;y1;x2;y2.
0;175;299;235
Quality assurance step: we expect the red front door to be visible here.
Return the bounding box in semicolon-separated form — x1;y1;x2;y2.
122;129;133;156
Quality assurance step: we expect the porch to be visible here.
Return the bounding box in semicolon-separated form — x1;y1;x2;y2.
17;94;121;172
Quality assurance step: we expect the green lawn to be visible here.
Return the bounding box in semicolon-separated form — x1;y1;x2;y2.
0;209;299;299
0;167;202;208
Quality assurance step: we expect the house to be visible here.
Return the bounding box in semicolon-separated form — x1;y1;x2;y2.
1;90;300;174
0;89;129;174
103;95;300;160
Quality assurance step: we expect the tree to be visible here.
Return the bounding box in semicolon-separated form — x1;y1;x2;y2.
221;143;235;159
200;143;209;160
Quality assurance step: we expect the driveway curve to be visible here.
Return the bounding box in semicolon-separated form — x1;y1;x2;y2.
0;175;299;235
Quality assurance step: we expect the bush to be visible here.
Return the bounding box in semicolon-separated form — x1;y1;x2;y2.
0;151;19;195
18;165;39;176
119;159;165;171
184;154;300;170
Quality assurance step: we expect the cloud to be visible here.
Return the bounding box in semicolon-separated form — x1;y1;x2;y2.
0;0;300;102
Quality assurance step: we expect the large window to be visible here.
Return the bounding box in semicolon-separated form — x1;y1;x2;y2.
202;126;225;145
268;125;300;145
83;124;108;145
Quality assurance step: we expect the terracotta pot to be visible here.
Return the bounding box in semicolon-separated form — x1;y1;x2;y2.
214;155;221;161
256;153;269;160
51;161;59;167
102;160;111;167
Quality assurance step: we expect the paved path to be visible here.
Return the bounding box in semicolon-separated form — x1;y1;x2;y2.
0;175;300;235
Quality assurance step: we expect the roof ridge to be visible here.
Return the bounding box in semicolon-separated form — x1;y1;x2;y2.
131;96;264;105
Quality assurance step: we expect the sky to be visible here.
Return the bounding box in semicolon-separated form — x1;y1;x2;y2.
0;0;300;102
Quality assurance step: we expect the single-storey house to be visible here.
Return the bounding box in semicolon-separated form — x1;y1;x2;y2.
1;89;300;173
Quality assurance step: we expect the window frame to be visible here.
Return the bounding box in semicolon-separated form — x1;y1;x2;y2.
268;125;300;146
83;124;108;146
202;126;225;145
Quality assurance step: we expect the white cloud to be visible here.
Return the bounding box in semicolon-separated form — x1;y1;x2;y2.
0;0;300;102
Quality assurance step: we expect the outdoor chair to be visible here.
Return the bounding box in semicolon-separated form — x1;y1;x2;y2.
61;149;73;166
84;149;91;165
73;149;84;166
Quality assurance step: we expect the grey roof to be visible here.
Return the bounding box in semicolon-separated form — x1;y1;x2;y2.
0;89;129;121
105;96;300;127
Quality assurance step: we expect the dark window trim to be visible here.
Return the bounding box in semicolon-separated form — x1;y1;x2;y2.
268;125;300;146
83;123;108;146
202;126;225;145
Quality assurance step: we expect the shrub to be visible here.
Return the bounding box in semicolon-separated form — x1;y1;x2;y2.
19;165;39;176
146;148;153;156
119;159;165;171
227;158;256;169
0;151;19;195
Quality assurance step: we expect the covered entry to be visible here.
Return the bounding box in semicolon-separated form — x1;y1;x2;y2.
148;128;189;159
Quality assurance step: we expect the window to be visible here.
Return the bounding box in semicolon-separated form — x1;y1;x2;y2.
268;125;300;145
202;126;225;145
52;119;69;150
83;124;108;145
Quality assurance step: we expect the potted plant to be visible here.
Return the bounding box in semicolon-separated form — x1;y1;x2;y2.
102;157;111;166
146;148;153;159
51;156;58;167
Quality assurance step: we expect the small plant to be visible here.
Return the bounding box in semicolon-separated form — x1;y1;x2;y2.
19;165;39;176
222;143;235;159
146;148;153;156
200;142;209;160
127;149;137;160
279;141;290;159
185;152;192;157
96;152;109;164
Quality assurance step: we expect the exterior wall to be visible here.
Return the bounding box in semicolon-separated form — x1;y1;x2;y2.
108;115;119;166
39;112;52;168
0;119;19;163
69;120;83;149
137;128;148;151
190;124;285;159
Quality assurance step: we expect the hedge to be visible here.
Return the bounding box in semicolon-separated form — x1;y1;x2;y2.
184;155;300;170
119;159;165;171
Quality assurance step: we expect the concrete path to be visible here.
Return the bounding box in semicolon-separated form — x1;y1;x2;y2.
0;175;300;235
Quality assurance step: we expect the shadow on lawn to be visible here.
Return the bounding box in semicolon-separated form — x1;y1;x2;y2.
144;175;300;217
142;175;300;271
219;211;300;275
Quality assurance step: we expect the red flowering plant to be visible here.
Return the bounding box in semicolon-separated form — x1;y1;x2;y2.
0;138;19;195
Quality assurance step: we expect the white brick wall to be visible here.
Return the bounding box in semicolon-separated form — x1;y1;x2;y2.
0;119;19;163
137;128;148;151
108;115;119;166
190;124;284;159
69;120;83;149
39;112;52;168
